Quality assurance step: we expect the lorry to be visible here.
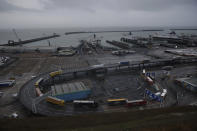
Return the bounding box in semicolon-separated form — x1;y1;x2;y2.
0;80;15;88
46;96;65;106
126;99;147;107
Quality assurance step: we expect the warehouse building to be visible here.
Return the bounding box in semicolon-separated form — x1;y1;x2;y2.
175;78;197;92
51;82;91;101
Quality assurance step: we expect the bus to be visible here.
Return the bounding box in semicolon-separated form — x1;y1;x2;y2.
73;100;98;108
107;98;127;106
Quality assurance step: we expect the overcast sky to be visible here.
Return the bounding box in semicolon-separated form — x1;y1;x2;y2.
0;0;197;29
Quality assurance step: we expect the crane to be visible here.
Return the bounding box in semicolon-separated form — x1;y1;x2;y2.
12;29;21;42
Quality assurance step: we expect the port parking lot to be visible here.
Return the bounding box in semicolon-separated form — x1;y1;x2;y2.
0;43;197;117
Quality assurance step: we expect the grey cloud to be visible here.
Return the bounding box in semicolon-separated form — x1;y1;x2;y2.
1;0;197;12
0;0;42;12
0;0;197;28
112;0;197;11
44;0;197;12
42;0;97;13
0;0;21;12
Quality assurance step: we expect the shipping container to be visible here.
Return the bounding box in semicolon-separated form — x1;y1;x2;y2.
126;99;147;107
46;96;64;106
107;98;127;106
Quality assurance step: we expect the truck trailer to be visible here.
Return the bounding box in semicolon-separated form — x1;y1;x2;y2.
46;96;65;106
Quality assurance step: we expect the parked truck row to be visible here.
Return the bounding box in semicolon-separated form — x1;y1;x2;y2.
44;98;147;108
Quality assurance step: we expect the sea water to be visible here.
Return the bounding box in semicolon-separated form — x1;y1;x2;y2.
0;27;197;48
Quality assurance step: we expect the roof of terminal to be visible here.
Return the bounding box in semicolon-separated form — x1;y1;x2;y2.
51;82;90;96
